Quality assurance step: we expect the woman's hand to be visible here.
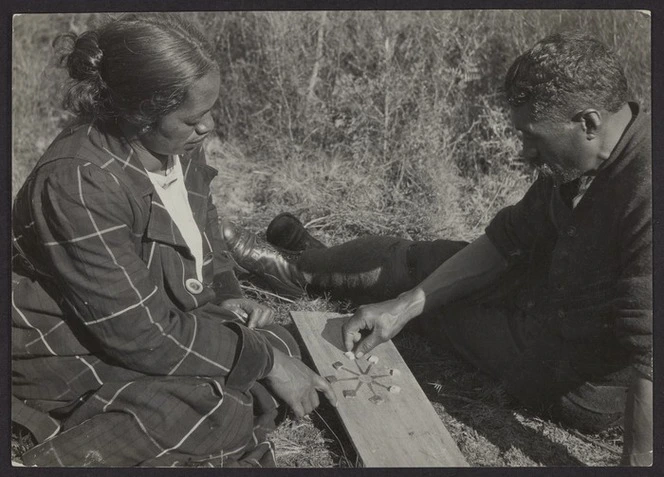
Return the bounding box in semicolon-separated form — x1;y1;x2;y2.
220;298;275;329
265;348;337;418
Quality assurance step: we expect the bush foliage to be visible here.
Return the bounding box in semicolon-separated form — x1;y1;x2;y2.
13;10;651;242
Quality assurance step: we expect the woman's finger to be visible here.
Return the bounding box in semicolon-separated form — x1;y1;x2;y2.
309;389;320;411
291;401;305;419
261;308;274;326
314;375;338;407
246;308;259;328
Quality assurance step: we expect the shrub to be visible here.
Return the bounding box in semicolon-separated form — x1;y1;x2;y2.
14;10;651;242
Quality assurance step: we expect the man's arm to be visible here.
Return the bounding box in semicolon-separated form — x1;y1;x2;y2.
342;177;550;356
343;234;508;356
609;152;652;466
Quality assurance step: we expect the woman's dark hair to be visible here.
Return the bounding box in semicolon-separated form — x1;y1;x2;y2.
55;13;218;129
504;32;628;120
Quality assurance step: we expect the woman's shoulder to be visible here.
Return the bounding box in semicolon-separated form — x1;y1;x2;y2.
22;122;138;196
36;121;106;169
34;121;146;184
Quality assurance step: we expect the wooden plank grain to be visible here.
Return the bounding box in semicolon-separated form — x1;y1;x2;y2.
291;311;468;467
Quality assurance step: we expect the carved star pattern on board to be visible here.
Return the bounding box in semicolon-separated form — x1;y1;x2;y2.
326;356;400;405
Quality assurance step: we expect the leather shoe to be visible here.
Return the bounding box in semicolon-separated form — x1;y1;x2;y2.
266;212;327;251
221;219;307;297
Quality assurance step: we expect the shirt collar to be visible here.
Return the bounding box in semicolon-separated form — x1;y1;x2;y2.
146;155;180;189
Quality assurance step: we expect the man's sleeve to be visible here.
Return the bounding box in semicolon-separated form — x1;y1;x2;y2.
485;176;552;263
613;184;652;380
37;161;272;391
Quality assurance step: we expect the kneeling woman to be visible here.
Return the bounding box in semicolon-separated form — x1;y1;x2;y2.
12;14;335;467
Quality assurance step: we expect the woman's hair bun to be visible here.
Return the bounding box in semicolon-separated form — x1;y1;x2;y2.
62;31;104;82
55;30;109;120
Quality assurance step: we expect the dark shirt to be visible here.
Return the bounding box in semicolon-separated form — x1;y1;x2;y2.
485;103;652;382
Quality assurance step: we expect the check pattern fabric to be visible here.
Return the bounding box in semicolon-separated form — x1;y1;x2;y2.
12;122;298;467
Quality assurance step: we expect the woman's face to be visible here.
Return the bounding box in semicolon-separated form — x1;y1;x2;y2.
139;70;221;157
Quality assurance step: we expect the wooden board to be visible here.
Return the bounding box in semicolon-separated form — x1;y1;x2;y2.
291;311;468;467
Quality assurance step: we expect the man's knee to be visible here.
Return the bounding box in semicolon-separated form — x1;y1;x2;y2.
296;236;470;301
547;383;626;433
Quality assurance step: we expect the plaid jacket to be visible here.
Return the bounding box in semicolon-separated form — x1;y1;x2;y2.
12;122;275;413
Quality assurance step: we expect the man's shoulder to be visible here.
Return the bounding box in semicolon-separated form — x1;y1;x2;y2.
616;104;651;176
599;105;651;203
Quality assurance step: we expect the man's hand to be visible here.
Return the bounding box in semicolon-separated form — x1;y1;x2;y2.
342;294;418;358
265;348;337;418
220;298;274;329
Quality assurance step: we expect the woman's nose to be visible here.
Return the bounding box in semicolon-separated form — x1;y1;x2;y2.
196;112;214;134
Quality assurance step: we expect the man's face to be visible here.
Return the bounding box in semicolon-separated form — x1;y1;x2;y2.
511;104;594;183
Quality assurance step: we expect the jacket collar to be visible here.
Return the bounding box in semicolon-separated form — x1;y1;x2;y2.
598;102;650;179
38;121;219;251
41;121;219;199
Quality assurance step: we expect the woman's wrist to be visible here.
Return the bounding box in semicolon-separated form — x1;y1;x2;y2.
266;347;286;379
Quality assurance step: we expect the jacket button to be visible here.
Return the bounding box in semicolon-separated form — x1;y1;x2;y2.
185;278;204;294
557;309;566;318
566;226;577;237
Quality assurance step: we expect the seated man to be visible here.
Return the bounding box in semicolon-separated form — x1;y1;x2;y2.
223;32;652;466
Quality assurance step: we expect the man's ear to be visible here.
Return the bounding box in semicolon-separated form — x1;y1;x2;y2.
573;109;602;139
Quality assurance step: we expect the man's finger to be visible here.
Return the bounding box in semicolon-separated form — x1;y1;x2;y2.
355;332;382;358
315;376;338;407
342;317;364;352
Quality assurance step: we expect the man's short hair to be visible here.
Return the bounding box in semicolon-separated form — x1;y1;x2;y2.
504;32;628;120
